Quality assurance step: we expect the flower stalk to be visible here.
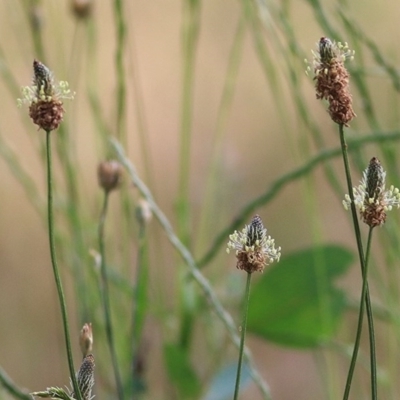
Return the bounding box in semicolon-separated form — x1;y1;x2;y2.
46;130;82;400
97;162;124;400
233;271;252;400
227;215;280;398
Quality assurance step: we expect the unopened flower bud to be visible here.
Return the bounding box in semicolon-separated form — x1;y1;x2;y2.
71;0;93;19
79;323;93;357
136;199;152;225
97;160;123;192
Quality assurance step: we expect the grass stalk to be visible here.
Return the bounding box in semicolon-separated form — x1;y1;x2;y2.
343;227;375;400
0;367;32;400
46;130;82;400
338;124;377;400
112;139;272;399
198;130;400;268
233;272;252;400
113;0;127;140
98;191;125;400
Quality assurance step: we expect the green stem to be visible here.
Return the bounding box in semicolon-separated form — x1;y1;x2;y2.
130;218;148;395
198;130;400;268
113;0;127;140
338;124;377;400
98;191;125;400
233;272;252;400
46;131;82;400
0;366;32;400
343;227;375;399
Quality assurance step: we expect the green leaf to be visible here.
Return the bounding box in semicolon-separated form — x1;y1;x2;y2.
247;245;353;348
164;343;201;399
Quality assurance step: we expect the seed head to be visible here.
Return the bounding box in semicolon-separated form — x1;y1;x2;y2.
71;0;93;19
18;60;74;131
308;37;356;126
227;215;281;274
76;354;95;400
343;157;400;227
97;160;123;192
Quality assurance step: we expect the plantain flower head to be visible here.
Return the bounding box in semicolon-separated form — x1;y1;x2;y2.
343;157;400;227
227;215;281;273
307;37;356;126
18;60;74;131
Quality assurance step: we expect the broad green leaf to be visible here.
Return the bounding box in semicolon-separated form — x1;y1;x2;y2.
247;245;353;348
164;343;201;399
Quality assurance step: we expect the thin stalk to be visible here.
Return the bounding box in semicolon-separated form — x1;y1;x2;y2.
343;227;375;399
338;124;377;400
113;0;127;140
0;366;32;400
177;0;201;352
112;139;272;399
46;131;82;400
198;130;400;268
233;272;252;400
130;217;148;395
98;191;125;400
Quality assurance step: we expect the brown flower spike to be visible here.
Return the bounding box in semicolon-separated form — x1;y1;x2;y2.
74;354;95;400
343;157;400;227
18;60;74;131
227;215;281;274
310;37;356;126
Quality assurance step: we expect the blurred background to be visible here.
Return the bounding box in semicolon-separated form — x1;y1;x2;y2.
1;0;400;399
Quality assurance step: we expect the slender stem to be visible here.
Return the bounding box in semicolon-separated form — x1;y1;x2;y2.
197;130;400;268
338;124;377;400
112;139;272;399
131;218;148;395
98;191;125;400
0;366;32;400
233;272;252;400
343;227;375;400
46;131;82;400
113;0;127;140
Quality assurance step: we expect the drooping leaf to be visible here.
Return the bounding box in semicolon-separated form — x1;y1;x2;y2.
247;245;353;347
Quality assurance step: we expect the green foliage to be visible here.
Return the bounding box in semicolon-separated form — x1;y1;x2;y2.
247;245;353;347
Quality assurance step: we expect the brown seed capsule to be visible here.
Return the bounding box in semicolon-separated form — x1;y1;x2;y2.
71;0;93;19
97;160;123;192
